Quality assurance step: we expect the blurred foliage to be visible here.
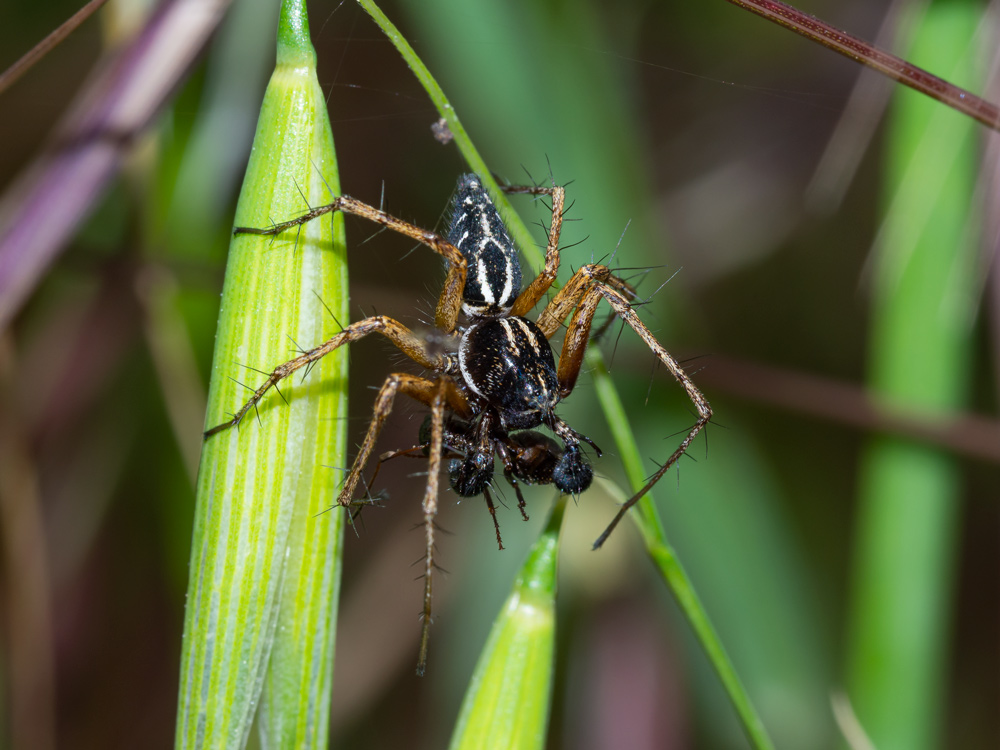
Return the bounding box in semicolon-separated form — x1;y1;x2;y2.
0;0;997;748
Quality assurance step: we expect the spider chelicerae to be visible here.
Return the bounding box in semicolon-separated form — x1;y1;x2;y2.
207;173;712;673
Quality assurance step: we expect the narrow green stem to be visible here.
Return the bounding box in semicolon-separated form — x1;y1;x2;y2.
356;0;538;266
589;351;775;750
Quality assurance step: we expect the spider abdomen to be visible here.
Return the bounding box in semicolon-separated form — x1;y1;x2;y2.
458;316;559;430
448;174;522;318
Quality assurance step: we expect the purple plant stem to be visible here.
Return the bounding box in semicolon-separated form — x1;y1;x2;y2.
0;0;113;96
0;0;233;331
724;0;1000;131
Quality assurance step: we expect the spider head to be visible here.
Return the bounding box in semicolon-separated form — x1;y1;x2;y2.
448;174;522;319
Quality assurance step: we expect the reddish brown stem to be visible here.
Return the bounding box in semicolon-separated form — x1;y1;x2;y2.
0;0;111;97
725;0;1000;132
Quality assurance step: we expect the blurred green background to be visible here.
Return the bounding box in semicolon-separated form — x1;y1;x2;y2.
0;0;997;747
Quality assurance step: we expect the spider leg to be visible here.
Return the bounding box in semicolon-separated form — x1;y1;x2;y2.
336;374;467;507
534;263;635;339
546;264;712;548
502;470;531;522
204;316;455;437
235;195;468;332
498;183;566;316
493;437;533;523
367;444;436;493
328;373;462;676
417;379;448;676
482;486;505;551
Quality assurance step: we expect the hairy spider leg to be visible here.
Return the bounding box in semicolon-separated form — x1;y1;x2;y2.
499;183;566;317
493;431;532;522
364;445;436;498
534;262;635;341
481;487;505;550
218;181;569;439
417;378;447;675
204;316;452;436
537;264;712;549
336;373;469;507
323;371;465;675
234;195;468;333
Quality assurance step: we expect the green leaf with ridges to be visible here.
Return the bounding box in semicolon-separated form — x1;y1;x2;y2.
175;0;347;747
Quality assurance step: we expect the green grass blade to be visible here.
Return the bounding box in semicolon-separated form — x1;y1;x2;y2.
355;0;539;266
846;4;980;749
449;498;565;750
174;0;347;746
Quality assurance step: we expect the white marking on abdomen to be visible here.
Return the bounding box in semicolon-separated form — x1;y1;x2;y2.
477;257;495;304
458;325;487;399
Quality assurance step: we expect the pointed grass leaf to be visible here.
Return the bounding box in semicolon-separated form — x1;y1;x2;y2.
449;498;565;750
175;0;347;747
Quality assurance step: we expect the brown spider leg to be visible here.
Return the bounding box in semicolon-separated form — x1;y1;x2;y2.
546;265;712;548
499;184;566;317
494;441;531;522
534;263;636;339
235;195;468;332
358;445;429;507
204;316;455;437
331;373;460;675
504;472;530;522
482;487;505;550
417;378;448;676
337;374;468;507
329;375;449;536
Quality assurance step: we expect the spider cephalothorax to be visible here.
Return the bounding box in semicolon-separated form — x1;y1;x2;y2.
208;172;712;673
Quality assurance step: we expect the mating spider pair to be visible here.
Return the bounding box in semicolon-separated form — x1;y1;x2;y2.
206;173;711;673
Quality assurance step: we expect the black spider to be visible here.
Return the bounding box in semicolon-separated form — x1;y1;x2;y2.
207;174;712;673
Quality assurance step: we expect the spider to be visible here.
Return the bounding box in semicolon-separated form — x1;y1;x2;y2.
206;173;712;674
369;413;574;551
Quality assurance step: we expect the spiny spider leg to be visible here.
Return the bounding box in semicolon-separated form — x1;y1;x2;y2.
482;487;505;550
327;372;458;675
337;373;468;507
367;444;435;494
417;379;448;676
499;183;566;317
501;470;531;522
534;263;636;340
542;263;712;548
234;195;468;333
204;316;450;437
